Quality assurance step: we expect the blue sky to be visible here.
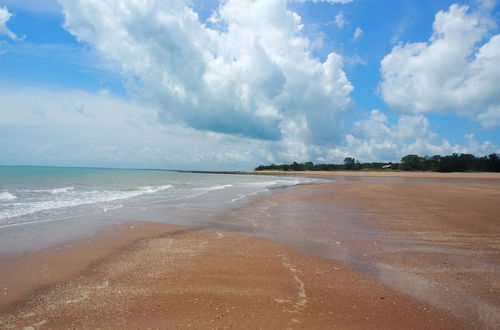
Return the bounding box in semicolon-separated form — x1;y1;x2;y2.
0;0;499;170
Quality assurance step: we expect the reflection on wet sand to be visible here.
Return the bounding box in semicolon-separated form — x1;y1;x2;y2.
221;177;500;328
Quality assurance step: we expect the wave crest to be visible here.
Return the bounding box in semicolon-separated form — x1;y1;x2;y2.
0;192;16;201
25;187;75;194
0;184;174;221
138;185;173;193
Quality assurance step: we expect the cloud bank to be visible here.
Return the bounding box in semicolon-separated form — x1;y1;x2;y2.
323;109;499;162
1;80;497;170
0;85;275;169
380;3;500;128
59;0;353;146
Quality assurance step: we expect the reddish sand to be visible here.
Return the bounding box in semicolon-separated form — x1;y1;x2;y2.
1;228;465;329
1;172;499;329
0;222;185;311
258;179;500;328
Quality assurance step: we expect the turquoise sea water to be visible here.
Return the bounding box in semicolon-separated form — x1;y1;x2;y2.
0;166;321;229
0;166;328;256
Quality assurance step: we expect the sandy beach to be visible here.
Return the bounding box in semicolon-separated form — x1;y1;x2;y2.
1;171;499;329
254;169;500;179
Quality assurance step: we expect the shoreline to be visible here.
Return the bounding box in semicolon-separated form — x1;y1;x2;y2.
1;171;499;328
251;169;500;179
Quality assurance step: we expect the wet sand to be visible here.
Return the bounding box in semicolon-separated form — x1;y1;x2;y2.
1;172;499;329
231;177;500;328
0;222;185;312
0;227;464;329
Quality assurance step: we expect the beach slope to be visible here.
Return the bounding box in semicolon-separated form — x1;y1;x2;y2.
1;172;499;329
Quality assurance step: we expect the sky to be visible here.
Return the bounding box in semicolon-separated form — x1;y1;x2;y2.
0;0;499;170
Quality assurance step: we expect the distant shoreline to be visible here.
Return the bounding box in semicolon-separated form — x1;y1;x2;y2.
248;169;500;179
174;169;500;180
3;165;499;178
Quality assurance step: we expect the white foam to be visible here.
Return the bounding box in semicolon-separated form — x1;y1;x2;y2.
49;186;75;194
241;178;308;189
194;184;233;193
231;195;246;202
0;184;174;221
0;192;16;201
204;184;233;191
138;184;173;193
25;186;75;194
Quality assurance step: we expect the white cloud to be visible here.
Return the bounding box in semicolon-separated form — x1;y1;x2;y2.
319;110;499;162
1;84;496;169
334;11;345;29
58;0;353;146
0;6;17;40
462;133;498;155
380;3;500;128
352;27;363;40
344;54;367;66
0;85;282;169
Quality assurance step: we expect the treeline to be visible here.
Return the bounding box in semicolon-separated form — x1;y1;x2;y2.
255;153;500;172
398;153;500;172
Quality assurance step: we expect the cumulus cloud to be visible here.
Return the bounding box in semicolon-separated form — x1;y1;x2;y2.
0;6;18;40
380;3;500;128
58;0;353;147
320;110;499;162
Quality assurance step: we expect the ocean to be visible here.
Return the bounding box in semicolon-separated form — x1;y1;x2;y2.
0;166;324;256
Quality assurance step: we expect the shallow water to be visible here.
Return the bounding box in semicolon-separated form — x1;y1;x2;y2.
216;181;500;329
0;166;326;256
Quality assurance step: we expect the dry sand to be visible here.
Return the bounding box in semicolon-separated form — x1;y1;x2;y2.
1;171;499;329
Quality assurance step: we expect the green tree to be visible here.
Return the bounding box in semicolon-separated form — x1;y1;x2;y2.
401;154;423;171
487;153;500;171
290;162;305;171
344;157;356;170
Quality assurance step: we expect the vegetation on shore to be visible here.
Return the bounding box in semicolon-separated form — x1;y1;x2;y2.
255;153;500;172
